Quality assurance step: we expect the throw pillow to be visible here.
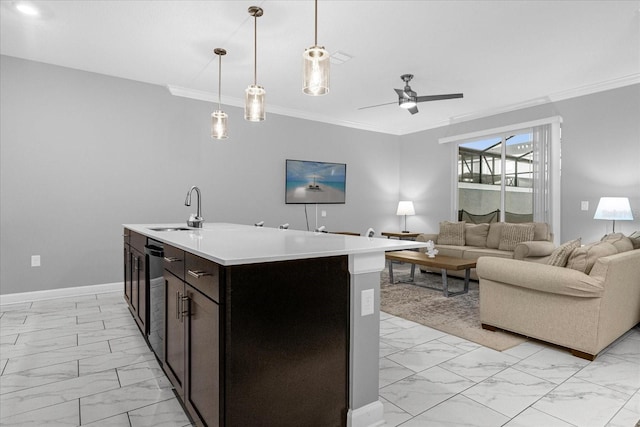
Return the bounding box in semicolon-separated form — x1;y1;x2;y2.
498;223;535;251
465;223;490;247
437;221;465;246
546;238;581;267
600;233;634;253
566;241;618;274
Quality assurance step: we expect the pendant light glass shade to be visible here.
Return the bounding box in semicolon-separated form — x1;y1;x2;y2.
211;48;228;140
303;0;329;96
245;84;265;122
211;110;228;139
245;6;265;121
303;46;330;96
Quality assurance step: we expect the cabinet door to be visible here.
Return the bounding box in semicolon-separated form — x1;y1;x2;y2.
165;273;185;397
124;245;132;304
185;285;220;426
130;248;147;334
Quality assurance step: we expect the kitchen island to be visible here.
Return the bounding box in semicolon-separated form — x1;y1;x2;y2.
123;223;426;427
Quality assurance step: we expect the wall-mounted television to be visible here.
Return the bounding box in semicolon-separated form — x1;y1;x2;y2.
285;159;346;204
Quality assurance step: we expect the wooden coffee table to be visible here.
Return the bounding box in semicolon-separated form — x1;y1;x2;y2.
385;250;477;297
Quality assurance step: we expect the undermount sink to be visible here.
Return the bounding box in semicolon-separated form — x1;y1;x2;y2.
148;227;191;232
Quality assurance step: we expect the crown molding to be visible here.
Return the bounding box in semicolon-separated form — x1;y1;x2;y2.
169;74;640;137
444;74;640;129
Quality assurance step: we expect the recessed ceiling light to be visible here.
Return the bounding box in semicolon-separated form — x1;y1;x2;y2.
15;2;39;16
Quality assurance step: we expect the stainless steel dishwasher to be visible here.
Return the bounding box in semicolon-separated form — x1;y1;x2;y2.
145;239;164;363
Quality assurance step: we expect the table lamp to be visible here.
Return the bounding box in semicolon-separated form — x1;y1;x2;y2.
593;197;634;233
396;201;415;233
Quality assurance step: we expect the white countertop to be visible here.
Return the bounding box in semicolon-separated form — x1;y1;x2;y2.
124;223;427;266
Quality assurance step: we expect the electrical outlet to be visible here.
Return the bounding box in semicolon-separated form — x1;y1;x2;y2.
361;289;374;316
581;201;589;211
31;255;41;267
321;210;327;217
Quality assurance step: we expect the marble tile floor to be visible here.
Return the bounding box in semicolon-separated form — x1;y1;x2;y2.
1;292;639;426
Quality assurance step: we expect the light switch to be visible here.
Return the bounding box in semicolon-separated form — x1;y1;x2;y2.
31;255;41;267
361;289;374;316
581;201;589;211
321;210;327;217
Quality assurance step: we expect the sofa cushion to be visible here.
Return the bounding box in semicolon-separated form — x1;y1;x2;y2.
566;241;618;274
600;233;634;253
486;222;505;249
498;223;535;251
437;221;465;246
547;238;581;267
528;222;551;241
464;248;514;260
465;223;490;247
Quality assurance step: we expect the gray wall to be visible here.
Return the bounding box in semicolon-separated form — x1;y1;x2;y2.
0;55;401;295
2;55;639;296
400;84;640;244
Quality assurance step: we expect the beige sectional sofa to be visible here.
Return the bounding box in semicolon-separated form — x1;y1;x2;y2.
477;233;640;360
416;221;555;280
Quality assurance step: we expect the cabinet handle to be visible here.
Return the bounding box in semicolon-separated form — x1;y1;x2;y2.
133;256;138;271
181;295;190;320
187;270;211;278
176;291;181;320
164;256;182;263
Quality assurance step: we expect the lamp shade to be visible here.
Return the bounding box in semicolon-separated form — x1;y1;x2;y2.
303;46;330;96
244;84;265;121
396;201;415;216
593;197;634;220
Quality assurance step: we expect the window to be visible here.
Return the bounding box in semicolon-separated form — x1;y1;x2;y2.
457;130;534;223
440;117;562;244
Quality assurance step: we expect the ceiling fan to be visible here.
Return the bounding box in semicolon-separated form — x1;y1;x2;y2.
358;74;463;115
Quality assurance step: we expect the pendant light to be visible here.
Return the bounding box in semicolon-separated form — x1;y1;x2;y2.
302;0;329;96
245;6;265;121
211;48;228;140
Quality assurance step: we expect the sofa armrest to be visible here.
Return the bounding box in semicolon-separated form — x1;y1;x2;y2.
476;257;603;297
513;240;556;260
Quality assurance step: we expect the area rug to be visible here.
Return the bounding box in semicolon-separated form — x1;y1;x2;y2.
380;265;527;351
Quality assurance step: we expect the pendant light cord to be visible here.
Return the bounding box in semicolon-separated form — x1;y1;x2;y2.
314;0;318;46
254;14;257;85
218;54;222;110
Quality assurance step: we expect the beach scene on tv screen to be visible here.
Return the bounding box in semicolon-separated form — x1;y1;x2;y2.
286;160;346;204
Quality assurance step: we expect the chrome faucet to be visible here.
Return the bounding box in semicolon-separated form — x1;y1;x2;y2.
184;186;204;228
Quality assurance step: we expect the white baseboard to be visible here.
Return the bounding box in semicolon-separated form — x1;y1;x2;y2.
0;282;123;305
347;400;386;427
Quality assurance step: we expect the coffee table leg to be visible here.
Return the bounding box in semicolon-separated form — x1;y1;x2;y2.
442;269;449;297
464;268;470;293
389;260;395;284
410;263;416;281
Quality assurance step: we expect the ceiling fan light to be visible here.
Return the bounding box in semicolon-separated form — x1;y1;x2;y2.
245;84;265;121
211;110;228;139
399;97;417;109
303;46;330;96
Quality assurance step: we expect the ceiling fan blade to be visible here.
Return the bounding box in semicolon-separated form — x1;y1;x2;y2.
357;101;397;110
394;88;408;98
416;93;464;103
408;106;419;115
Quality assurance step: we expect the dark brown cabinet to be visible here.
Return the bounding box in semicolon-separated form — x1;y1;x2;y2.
164;246;220;427
131;236;349;427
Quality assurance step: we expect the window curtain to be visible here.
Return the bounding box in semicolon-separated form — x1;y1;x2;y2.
532;121;561;243
532;124;551;224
